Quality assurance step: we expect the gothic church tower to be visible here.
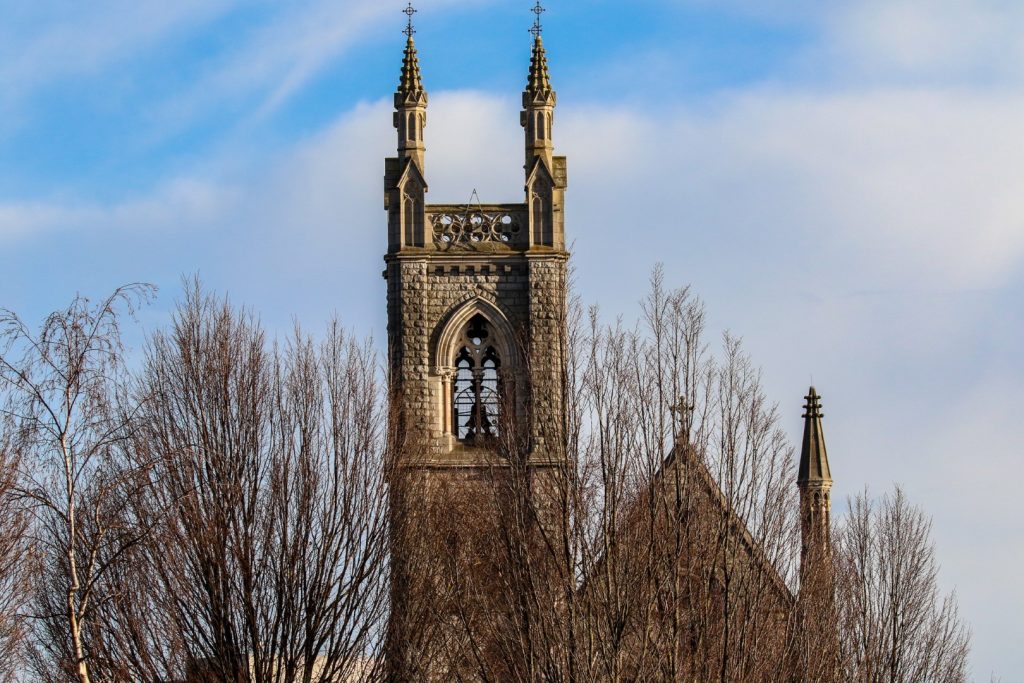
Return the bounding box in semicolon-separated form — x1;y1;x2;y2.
383;8;568;679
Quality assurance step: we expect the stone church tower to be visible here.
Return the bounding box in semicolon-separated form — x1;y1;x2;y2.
379;8;844;681
382;14;569;680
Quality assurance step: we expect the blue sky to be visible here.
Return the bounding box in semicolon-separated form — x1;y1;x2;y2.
2;1;1023;677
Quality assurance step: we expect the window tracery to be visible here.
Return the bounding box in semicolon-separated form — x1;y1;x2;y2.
452;314;502;443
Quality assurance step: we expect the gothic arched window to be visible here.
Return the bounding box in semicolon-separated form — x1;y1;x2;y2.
452;314;501;443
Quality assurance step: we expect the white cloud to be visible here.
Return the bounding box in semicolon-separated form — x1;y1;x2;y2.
7;84;1023;310
0;0;239;98
554;90;1024;293
823;0;1024;83
0;178;238;244
674;0;1024;87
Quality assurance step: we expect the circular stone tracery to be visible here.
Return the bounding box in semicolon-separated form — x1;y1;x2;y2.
431;211;521;245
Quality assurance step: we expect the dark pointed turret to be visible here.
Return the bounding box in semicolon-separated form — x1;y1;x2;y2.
799;387;832;486
798;386;834;576
796;387;841;679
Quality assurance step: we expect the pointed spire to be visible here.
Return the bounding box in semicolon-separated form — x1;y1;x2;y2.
799;387;832;485
396;34;426;107
392;4;427;173
521;4;556;172
525;34;554;105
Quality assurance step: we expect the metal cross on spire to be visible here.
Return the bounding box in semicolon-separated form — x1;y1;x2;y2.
530;1;545;39
403;2;417;39
670;395;695;437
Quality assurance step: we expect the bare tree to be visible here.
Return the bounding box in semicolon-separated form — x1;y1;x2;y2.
0;437;29;682
567;269;798;682
90;283;390;682
419;266;801;682
835;487;970;683
0;274;972;683
0;285;154;683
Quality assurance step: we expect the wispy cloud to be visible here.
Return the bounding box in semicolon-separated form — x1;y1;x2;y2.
150;0;394;133
0;178;238;244
822;0;1024;83
673;0;1024;86
0;0;238;101
0;0;482;144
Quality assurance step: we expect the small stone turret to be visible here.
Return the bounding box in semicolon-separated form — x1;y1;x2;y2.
796;386;841;681
799;387;834;572
394;34;427;172
520;11;567;251
384;24;429;253
521;34;556;172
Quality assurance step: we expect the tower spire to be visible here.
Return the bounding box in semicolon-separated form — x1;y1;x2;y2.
385;3;428;253
394;3;427;171
798;386;834;577
520;1;565;250
799;387;832;486
526;33;553;102
521;2;556;172
396;4;425;108
797;387;841;677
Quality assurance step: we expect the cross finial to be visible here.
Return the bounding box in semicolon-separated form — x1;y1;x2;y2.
670;395;695;435
403;3;417;39
530;2;545;39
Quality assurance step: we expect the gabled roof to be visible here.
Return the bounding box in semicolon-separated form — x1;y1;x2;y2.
581;443;795;608
395;156;427;193
525;155;556;191
658;444;796;605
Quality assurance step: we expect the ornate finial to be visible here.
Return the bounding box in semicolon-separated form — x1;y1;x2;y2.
799;385;832;486
525;10;553;102
396;10;426;106
403;2;417;39
530;2;545;39
803;386;824;420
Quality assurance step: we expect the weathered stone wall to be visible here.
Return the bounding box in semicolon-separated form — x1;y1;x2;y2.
385;247;568;682
386;252;567;462
525;256;567;461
